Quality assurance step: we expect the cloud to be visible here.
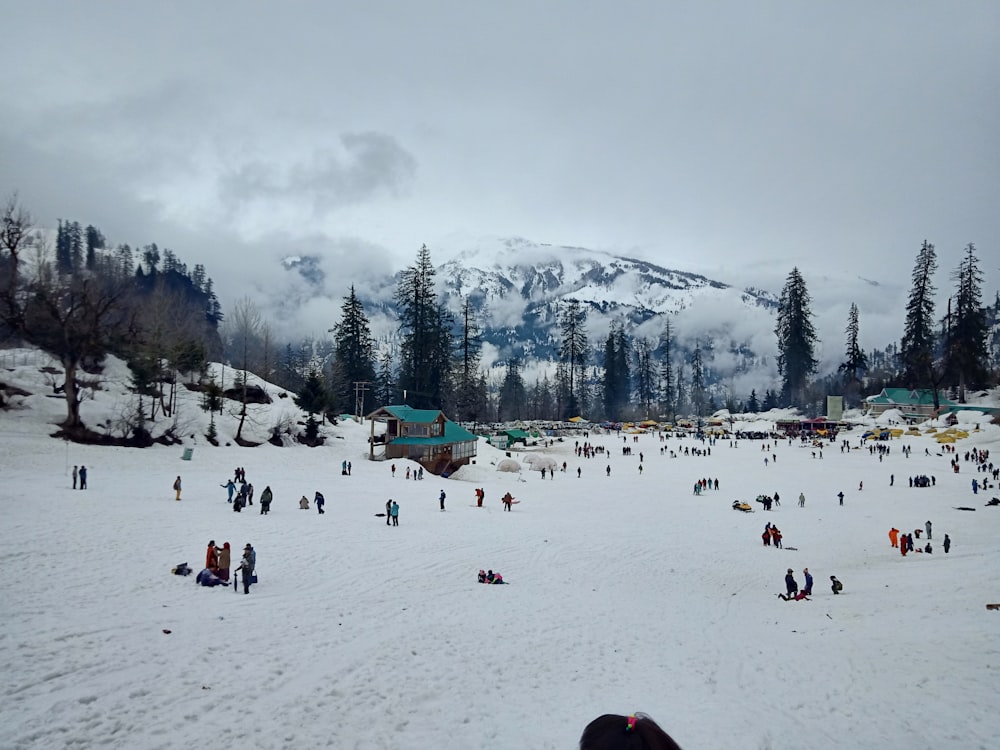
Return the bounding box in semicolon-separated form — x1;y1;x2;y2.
217;132;418;221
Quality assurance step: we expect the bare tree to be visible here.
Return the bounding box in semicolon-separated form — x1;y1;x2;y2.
228;296;262;442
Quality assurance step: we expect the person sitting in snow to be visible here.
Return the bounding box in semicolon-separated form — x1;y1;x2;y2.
478;569;487;583
299;495;309;510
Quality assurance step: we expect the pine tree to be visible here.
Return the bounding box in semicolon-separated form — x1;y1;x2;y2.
774;267;819;407
395;245;453;409
838;302;868;405
375;349;394;406
498;356;527;421
601;321;630;419
746;389;759;414
900;240;941;406
943;243;989;401
689;342;706;416
634;337;655;419
295;369;327;443
559;299;588;419
453;297;484;421
658;321;675;422
332;285;377;416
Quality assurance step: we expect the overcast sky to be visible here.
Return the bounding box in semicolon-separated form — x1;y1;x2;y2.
2;1;998;345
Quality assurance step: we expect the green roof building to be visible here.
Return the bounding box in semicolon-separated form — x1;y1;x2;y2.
366;405;478;476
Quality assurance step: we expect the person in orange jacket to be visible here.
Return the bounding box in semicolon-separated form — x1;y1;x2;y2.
889;527;900;548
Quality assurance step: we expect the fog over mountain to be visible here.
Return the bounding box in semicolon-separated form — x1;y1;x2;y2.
272;235;922;395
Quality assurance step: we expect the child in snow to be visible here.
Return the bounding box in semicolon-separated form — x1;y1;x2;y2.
830;576;843;594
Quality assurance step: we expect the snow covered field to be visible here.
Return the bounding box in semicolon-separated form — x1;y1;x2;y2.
1;352;999;749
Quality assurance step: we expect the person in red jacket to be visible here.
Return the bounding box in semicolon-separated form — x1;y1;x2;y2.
206;540;219;571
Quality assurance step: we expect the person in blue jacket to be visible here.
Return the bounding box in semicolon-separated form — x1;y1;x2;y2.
222;479;236;503
802;568;814;596
315;491;325;514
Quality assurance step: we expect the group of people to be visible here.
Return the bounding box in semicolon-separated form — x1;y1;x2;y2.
384;498;400;525
477;569;506;584
298;491;324;513
889;524;950;555
779;567;841;600
754;493;779;510
198;540;256;593
71;464;88;490
761;523;783;548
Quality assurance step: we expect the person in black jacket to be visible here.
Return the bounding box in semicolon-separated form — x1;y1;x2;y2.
784;568;798;597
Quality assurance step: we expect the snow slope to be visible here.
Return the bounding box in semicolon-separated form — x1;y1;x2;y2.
1;351;999;749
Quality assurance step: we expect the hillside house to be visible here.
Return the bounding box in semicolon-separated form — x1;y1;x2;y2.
366;405;478;476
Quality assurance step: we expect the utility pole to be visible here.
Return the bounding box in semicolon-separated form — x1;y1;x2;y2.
354;381;372;422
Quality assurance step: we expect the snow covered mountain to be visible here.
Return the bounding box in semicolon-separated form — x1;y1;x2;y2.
352;236;782;388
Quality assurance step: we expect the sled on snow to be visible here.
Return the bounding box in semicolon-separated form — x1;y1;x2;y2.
732;500;754;513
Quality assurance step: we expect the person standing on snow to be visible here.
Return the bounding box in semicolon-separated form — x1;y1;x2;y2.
386;498;392;525
216;542;231;582
237;549;253;594
259;486;273;515
785;568;798;597
79;465;87;489
943;534;951;553
798;492;805;508
72;465;78;490
315;491;325;514
925;520;932;540
390;500;399;526
439;490;446;511
222;479;236;503
803;568;813;596
889;527;900;548
206;540;219;571
173;475;182;501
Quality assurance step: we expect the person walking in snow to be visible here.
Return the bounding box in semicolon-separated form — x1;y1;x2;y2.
943;534;951;553
246;483;254;506
222;479;236;503
259;486;272;515
439;489;446;511
315;491;325;514
889;527;900;548
502;492;514;511
925;520;932;540
386;498;392;525
762;524;771;547
72;465;78;490
79;465;87;489
837;491;844;506
173;475;182;501
390;500;399;526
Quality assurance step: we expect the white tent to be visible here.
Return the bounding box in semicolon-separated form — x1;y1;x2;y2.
528;456;558;472
496;458;522;473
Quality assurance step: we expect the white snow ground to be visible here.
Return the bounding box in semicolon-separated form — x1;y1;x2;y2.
1;349;999;750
